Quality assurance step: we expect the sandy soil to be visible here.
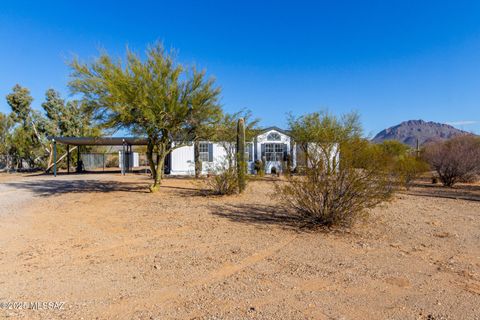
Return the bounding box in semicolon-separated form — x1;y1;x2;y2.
0;173;479;320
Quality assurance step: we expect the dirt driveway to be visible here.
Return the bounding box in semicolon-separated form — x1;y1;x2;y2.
0;173;479;319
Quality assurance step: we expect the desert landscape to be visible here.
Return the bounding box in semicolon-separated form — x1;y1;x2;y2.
0;172;479;320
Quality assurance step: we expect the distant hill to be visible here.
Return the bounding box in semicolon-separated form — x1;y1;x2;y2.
372;120;472;147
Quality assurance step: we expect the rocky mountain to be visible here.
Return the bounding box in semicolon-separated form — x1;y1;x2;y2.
372;120;472;147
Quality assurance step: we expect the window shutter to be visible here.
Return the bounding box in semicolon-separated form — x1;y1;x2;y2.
248;143;253;162
208;143;213;162
283;143;288;161
261;144;265;159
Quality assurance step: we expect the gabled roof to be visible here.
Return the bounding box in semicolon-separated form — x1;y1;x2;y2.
257;126;291;136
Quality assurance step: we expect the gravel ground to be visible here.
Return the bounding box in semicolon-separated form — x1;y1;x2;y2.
0;173;479;320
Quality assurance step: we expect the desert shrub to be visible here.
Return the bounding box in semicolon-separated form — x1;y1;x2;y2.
423;135;480;187
393;155;429;189
276;112;395;228
204;161;239;195
254;159;264;176
377;140;410;158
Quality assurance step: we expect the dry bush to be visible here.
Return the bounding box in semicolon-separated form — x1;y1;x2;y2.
423;136;480;187
204;161;239;195
277;112;395;228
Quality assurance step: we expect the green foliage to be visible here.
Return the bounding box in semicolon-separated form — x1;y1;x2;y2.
289;111;361;171
3;85;99;171
236;118;246;193
42;89;66;136
254;159;265;176
69;42;221;191
5;85;45;168
371;140;427;189
187;69;222;178
214;109;259;167
393;155;429;189
377;140;410;158
0;112;12;156
277;111;395;228
6;84;33;127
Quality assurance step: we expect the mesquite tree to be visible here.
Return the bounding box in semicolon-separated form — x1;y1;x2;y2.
423;135;480;186
69;43;220;191
236;118;246;193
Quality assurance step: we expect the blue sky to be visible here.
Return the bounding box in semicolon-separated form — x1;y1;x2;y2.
1;0;480;136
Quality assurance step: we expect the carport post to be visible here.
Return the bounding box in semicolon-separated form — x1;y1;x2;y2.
67;145;70;174
122;139;126;175
53;139;57;177
76;145;81;173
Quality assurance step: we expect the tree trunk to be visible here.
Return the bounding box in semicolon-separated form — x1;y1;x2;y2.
148;139;170;193
146;140;159;192
194;140;201;179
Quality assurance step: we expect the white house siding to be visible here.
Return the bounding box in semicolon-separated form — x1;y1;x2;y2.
166;129;339;176
306;143;340;172
169;142;255;175
170;144;195;175
201;143;229;174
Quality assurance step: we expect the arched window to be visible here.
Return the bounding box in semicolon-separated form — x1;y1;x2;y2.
267;132;281;141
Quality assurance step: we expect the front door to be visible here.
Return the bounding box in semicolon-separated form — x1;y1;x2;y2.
263;143;285;174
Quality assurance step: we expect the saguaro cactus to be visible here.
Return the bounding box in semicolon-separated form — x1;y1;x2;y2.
236;118;246;193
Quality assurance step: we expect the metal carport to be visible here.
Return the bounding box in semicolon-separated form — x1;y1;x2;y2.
49;137;149;176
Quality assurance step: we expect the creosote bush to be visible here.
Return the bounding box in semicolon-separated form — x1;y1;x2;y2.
204;162;239;195
376;140;429;190
392;155;429;190
276;112;395;228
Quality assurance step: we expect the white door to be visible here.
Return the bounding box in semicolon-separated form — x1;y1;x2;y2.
263;143;285;174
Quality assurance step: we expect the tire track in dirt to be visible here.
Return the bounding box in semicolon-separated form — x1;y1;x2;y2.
105;233;297;318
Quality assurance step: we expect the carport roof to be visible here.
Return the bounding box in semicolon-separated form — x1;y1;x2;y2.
50;137;149;146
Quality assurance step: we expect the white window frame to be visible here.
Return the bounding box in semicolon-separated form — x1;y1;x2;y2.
199;142;210;162
245;142;253;162
267;132;281;141
265;143;284;161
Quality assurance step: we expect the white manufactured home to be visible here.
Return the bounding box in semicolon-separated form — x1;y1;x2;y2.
166;127;297;175
49;128;338;176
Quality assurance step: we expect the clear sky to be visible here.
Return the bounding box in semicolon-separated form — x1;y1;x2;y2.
1;0;480;136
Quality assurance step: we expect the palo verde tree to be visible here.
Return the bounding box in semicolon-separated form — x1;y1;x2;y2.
69;43;219;191
187;69;222;178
